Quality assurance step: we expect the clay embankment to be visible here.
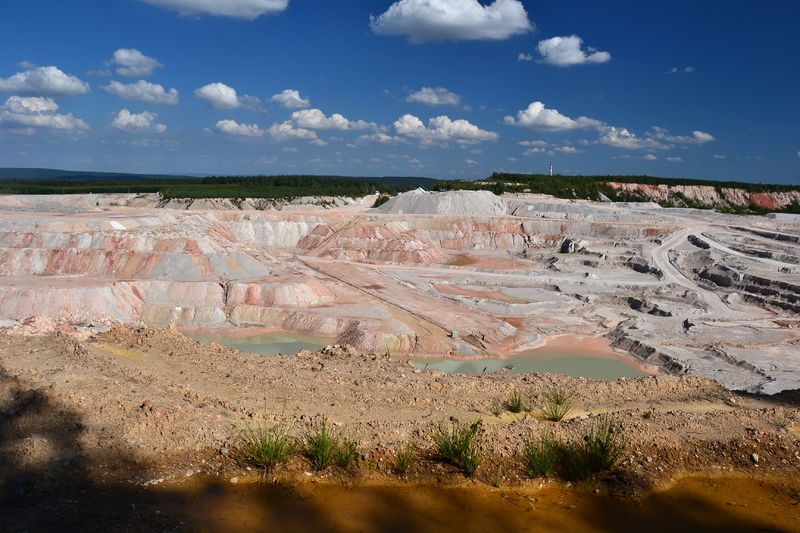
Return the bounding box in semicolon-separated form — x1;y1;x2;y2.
607;182;800;211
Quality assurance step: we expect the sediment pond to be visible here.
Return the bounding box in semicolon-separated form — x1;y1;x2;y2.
188;331;646;380
415;336;647;380
186;330;332;355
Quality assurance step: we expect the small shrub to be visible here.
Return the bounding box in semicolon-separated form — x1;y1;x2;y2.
334;438;358;468
372;194;391;208
487;465;508;488
304;418;357;470
522;432;560;478
541;385;574;422
642;410;653;420
505;390;525;413
232;424;295;471
432;420;483;476
394;443;416;474
566;416;626;480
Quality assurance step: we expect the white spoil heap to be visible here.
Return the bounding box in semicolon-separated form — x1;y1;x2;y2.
376;189;507;216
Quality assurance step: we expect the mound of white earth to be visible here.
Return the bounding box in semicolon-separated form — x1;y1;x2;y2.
376;189;507;216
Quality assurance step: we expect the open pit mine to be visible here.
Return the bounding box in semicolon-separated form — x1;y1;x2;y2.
0;188;798;394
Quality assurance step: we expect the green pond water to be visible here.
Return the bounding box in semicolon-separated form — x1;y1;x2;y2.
186;331;331;355
414;351;644;380
187;332;642;380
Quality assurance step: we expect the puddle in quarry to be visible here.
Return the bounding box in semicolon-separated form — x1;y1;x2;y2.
185;329;332;355
150;474;800;532
415;336;648;380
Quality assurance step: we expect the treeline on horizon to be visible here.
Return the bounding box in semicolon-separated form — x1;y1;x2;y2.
0;172;797;213
432;173;800;214
0;175;436;199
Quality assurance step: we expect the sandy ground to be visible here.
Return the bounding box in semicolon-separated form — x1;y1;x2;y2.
1;327;798;483
1;327;799;529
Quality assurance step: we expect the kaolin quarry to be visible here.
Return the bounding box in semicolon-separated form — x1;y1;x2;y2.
0;188;798;394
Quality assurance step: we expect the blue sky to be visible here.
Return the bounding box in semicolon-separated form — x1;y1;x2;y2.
0;0;798;183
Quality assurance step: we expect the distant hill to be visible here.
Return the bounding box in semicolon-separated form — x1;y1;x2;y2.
0;168;197;181
0;168;440;199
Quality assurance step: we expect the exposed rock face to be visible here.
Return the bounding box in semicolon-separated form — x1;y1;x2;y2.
626;257;664;278
297;220;449;263
228;279;336;308
607;182;800;211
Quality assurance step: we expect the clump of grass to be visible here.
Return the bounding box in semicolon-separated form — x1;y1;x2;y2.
522;431;560;478
232;424;296;471
565;416;626;481
487;465;508;488
642;409;653;420
394;443;416;474
505;390;525;413
304;417;358;470
541;385;574;422
334;438;358;468
432;420;483;476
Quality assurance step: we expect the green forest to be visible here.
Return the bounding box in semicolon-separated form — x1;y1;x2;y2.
0;169;797;213
0;174;437;199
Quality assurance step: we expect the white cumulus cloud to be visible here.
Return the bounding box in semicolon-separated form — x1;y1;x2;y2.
291;108;373;130
270;89;310;109
194;82;261;110
0;66;90;97
599;126;714;151
0;96;89;133
111;109;167;133
140;0;288;19
667;156;684;163
107;49;163;77
216;119;264;137
598;127;659;150
518;52;533;62
407;86;461;107
358;132;405;144
504;101;603;131
518;139;580;156
370;0;532;43
537;35;611;67
104;80;179;105
394;114;497;144
691;130;714;143
267;121;318;141
646;127;714;145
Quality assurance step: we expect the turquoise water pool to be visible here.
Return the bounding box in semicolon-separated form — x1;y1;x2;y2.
186;331;332;355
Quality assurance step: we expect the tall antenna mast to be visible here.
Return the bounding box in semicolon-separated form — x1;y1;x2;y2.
548;162;553;177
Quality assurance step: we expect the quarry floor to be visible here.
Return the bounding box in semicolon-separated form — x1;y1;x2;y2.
1;327;800;530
